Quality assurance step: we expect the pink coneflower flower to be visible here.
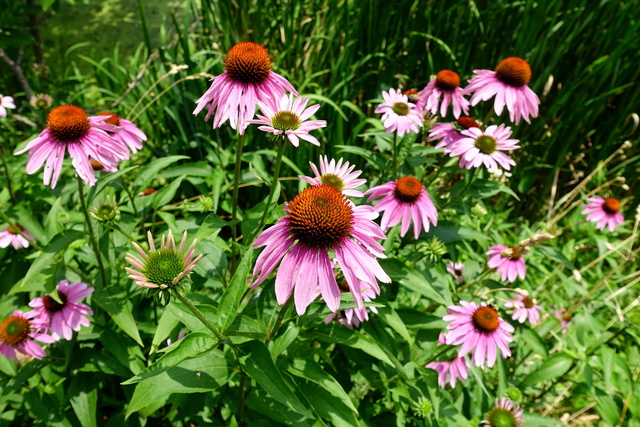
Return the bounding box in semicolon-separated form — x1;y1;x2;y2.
444;301;514;368
98;112;147;155
466;57;540;125
554;307;572;334
125;230;204;289
193;41;297;134
403;89;424;110
419;70;470;119
581;196;624;232
486;245;526;283
28;280;94;341
482;397;525;427
0;224;33;249
428;116;481;153
0;310;54;361
14;105;128;188
252;185;391;315
375;88;423;137
446;262;465;285
0;94;16;117
325;279;379;328
426;334;470;389
449;124;520;171
505;294;541;325
300;156;366;197
248;93;326;147
364;176;438;239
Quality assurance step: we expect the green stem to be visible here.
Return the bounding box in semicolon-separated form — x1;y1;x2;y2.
392;133;398;178
78;177;107;288
120;176;138;215
230;133;246;275
266;297;293;343
174;290;232;346
113;223;137;243
0;148;15;205
251;139;286;243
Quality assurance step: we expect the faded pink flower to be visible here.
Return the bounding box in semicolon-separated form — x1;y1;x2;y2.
446;262;465;285
300;156;367;197
486;244;526;283
0;310;54;361
419;70;469;118
375;88;423;137
504;294;541;325
426;334;470;389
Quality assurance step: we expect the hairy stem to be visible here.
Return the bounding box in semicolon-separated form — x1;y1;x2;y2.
174;290;232;346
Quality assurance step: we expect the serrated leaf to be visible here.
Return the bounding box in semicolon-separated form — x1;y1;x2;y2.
520;353;574;387
218;247;254;331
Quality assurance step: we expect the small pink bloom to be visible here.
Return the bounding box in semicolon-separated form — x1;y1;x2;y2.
300;156;366;197
449;124;520;171
504;294;541;325
486;244;526;283
443;301;514;368
0;224;33;250
365;176;438;239
581;196;624;232
193;42;297;135
249;93;326;147
98;113;147;155
419;70;469;118
426;333;470;389
0;310;54;361
252;185;390;316
553;307;572;334
428;116;482;153
0;94;16;117
28;280;94;341
324;284;378;328
375;88;423;137
465;57;540;125
446;262;465;285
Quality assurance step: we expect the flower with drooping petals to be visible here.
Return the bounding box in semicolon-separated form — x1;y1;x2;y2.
0;94;16;117
300;156;366;197
0;224;33;250
426;333;471;389
98;112;147;155
446;262;465;285
0;310;54;361
28;280;94;341
30;93;53;110
403;89;425;111
428;116;481;153
482;397;525;427
252;185;391;315
249;93;326;147
449;124;520;171
581;196;624;232
125;230;204;289
553;307;572;334
365;176;438;239
419;70;470;118
193;41;297;134
375;88;423;137
487;245;526;283
466;57;540;125
14;105;129;188
444;301;514;368
505;294;541;325
324;276;379;328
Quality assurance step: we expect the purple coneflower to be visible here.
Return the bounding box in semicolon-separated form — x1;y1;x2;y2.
0;310;54;361
125;230;203;289
375;89;423;137
0;94;16;117
444;301;514;368
14;105;128;188
428;116;481;153
193;42;297;134
98;112;147;155
487;245;526;283
365;176;438;239
419;70;470;119
505;294;541;325
482;397;525;427
28;280;94;341
252;185;390;315
325;278;378;328
446;262;465;285
449;124;520;171
554;307;572;334
465;57;540;125
426;333;470;389
581;196;624;232
300;156;366;197
0;224;33;250
249;93;326;147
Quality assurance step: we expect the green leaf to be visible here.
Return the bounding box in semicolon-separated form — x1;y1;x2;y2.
134;155;189;191
89;166;138;202
239;340;313;418
93;287;143;346
286;358;358;414
68;373;97;427
153;176;185;209
151;309;181;352
378;258;448;305
519;326;548;356
520;353;574;387
427;221;489;243
167;301;218;334
218;247;254;331
376;306;413;345
123;333;217;384
194;214;226;242
126;350;229;417
11;230;84;294
467;179;520;200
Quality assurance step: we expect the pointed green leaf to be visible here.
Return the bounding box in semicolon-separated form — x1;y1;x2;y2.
218;247;254;331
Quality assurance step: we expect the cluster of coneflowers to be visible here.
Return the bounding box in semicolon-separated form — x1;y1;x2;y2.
0;39;632;425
